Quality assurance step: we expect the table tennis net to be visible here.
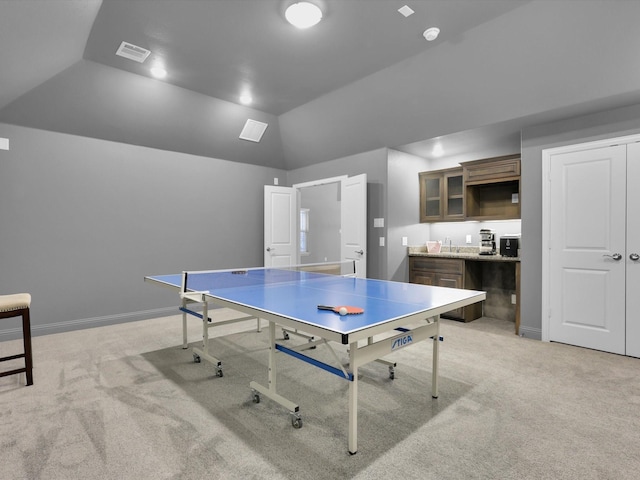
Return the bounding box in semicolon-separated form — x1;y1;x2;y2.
181;261;356;293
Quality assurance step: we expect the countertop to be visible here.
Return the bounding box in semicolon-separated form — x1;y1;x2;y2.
408;246;520;262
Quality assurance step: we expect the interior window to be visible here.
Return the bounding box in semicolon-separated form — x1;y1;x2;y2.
300;208;310;254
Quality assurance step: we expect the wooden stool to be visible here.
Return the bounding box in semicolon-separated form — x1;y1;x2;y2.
0;293;33;386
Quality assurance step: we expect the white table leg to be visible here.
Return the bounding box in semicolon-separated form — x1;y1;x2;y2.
432;318;440;398
181;297;188;349
348;340;358;455
268;320;277;393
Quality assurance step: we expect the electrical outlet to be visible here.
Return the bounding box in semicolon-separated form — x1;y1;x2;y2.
466;234;472;244
511;294;517;305
402;236;408;246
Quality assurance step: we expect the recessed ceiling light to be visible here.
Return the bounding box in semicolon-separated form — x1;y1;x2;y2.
423;27;440;42
285;2;323;29
150;65;167;79
432;143;444;157
239;93;253;105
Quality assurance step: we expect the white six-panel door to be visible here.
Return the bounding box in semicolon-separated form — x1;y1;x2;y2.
548;145;627;354
264;186;298;267
341;174;367;278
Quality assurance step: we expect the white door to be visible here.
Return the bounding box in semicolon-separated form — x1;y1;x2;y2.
341;174;367;278
264;186;298;267
548;145;627;354
626;142;640;357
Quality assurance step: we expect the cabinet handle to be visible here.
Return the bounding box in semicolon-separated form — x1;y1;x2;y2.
630;253;640;261
603;253;622;261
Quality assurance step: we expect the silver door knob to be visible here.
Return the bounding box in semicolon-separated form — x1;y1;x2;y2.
603;253;622;261
355;250;364;255
630;253;640;261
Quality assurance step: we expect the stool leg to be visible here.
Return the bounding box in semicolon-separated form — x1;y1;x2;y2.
22;308;33;386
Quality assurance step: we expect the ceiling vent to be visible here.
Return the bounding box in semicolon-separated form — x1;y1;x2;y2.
116;41;151;63
239;119;268;143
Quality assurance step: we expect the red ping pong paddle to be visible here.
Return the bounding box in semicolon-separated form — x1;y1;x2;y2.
317;305;364;316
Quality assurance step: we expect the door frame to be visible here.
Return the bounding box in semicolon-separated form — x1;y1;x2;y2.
541;132;640;342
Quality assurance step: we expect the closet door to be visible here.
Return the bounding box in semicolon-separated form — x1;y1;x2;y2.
626;142;640;358
548;145;627;354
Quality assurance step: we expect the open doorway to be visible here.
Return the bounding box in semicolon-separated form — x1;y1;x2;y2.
264;175;367;277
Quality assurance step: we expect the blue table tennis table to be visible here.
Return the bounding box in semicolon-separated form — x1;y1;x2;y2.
144;262;485;454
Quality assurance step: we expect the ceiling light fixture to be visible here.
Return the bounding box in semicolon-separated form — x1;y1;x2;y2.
285;2;323;29
423;27;440;41
432;143;444;157
150;65;167;79
239;93;253;106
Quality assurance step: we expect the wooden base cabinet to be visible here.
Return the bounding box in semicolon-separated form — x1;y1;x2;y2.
409;257;483;322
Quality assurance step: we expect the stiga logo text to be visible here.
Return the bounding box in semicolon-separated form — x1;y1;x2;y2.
391;334;412;351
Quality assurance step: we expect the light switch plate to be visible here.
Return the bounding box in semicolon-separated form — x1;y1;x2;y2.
0;138;8;150
373;218;384;228
402;236;408;246
379;237;385;247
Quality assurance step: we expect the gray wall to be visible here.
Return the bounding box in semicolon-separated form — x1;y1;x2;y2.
286;148;388;279
386;149;429;282
520;103;640;339
0;123;284;339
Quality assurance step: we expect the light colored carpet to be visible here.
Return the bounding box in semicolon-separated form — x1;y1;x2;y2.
1;311;639;480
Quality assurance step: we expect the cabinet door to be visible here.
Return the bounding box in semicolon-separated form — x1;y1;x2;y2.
419;172;443;222
436;273;462;289
444;170;464;219
410;270;436;285
463;155;520;184
436;273;464;319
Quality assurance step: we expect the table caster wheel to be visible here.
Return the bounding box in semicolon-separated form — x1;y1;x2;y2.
291;416;303;429
216;368;224;378
283;330;289;340
389;366;395;380
193;354;201;363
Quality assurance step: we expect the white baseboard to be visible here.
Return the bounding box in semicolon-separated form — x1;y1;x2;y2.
0;306;178;341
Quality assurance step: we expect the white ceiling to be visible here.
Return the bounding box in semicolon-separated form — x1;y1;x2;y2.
82;0;528;115
2;0;640;169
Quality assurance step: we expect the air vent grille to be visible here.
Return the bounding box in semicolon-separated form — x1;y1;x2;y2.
116;41;151;63
239;119;268;143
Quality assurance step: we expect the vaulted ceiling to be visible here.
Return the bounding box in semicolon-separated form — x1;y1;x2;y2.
2;0;640;170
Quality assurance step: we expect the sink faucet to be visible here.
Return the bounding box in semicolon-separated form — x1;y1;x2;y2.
445;237;452;253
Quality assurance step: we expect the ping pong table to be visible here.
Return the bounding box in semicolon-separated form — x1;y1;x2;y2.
144;262;485;454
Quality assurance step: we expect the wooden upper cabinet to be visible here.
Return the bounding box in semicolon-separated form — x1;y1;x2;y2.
419;154;521;223
462;154;521;221
462;154;521;185
419;167;464;222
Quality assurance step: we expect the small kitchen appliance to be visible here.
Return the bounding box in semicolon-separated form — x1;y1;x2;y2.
500;234;520;257
479;229;496;255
